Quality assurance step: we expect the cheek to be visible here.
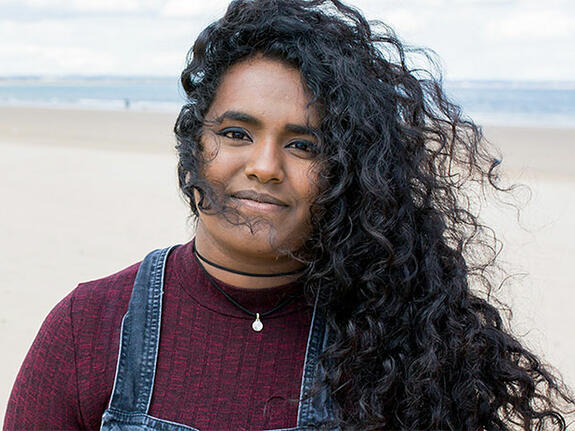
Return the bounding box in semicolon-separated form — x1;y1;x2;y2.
201;149;243;185
290;167;320;227
200;132;231;178
299;164;325;232
297;164;321;203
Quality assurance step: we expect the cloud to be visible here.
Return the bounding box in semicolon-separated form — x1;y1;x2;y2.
486;9;574;40
0;0;573;80
160;0;230;18
0;16;195;76
0;0;165;14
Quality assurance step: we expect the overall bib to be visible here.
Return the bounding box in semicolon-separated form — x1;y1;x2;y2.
100;246;335;431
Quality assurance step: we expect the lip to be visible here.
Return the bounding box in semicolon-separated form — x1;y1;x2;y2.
230;190;289;206
230;190;289;213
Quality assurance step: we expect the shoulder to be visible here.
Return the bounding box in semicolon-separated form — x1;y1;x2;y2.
32;260;143;344
69;245;182;322
70;261;141;322
67;260;147;426
68;244;186;330
4;260;146;430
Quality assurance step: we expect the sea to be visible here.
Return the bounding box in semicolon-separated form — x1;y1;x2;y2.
1;76;575;128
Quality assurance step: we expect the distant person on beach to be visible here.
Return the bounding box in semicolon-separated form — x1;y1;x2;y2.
4;0;574;430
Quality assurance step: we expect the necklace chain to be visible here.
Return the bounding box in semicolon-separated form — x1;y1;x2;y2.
192;245;301;332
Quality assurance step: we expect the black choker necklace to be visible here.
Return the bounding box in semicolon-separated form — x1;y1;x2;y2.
192;247;300;332
192;242;305;278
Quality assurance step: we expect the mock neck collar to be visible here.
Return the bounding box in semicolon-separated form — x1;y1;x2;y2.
169;240;309;319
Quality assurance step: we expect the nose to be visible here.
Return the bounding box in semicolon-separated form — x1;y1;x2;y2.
244;137;285;184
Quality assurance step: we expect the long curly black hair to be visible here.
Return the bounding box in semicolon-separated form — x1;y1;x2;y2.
174;0;574;429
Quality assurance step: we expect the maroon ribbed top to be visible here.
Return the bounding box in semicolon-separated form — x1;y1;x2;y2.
4;240;313;430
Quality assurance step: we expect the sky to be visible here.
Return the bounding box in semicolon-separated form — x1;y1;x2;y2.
1;0;574;81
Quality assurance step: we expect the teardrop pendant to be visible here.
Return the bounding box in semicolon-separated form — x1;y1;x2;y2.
252;313;263;332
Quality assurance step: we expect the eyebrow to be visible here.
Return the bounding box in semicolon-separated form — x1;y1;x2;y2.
213;110;319;137
213;110;260;126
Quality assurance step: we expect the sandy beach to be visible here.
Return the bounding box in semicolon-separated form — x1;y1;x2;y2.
1;106;574;424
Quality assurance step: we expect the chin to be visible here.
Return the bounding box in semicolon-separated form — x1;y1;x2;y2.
197;208;311;260
234;225;293;256
229;222;308;258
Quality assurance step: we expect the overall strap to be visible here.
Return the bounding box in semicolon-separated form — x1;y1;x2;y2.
108;245;178;414
296;288;336;428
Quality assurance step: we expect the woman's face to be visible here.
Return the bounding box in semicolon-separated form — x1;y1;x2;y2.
195;56;321;262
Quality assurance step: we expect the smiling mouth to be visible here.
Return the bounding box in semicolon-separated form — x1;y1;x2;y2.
229;190;288;213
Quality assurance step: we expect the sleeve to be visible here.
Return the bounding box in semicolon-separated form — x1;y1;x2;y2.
3;292;85;430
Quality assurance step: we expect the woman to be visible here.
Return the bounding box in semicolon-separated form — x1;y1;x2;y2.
4;0;573;430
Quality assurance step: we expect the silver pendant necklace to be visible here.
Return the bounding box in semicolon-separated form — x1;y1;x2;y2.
252;313;264;332
193;246;300;332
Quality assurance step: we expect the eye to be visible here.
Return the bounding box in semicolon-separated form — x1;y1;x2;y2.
217;128;252;142
286;140;318;157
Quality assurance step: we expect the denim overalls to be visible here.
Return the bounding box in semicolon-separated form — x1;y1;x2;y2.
100;246;335;431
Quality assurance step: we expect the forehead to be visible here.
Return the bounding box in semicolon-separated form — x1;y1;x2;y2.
207;56;320;127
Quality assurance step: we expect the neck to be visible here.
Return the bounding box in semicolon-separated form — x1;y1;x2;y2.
193;230;305;289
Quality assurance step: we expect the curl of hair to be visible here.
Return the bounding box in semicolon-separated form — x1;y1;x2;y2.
174;0;574;429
